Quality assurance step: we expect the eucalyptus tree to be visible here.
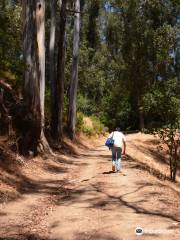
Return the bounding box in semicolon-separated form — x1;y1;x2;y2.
49;0;57;139
23;0;50;154
68;0;80;139
50;0;67;142
103;0;179;130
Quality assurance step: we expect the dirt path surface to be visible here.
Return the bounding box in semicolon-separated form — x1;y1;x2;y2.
0;134;180;240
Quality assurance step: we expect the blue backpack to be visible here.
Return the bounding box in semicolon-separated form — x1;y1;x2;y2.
105;132;114;148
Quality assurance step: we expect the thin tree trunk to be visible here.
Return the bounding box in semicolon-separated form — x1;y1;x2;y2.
172;144;178;182
54;0;67;142
169;147;173;180
68;0;80;140
139;110;145;132
49;0;57;138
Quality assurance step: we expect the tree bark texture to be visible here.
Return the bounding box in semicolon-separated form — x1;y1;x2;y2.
53;0;67;142
49;0;57;139
68;0;80;140
23;0;49;155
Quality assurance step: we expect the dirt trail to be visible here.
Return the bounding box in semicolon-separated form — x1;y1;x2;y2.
0;134;180;240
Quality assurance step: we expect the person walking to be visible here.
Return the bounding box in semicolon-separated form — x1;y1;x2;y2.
108;127;126;172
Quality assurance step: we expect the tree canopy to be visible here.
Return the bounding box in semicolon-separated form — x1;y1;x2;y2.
0;0;179;165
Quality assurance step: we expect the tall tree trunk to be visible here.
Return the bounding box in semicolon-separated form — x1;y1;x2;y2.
68;0;80;140
36;0;51;152
23;0;41;155
87;1;100;49
36;0;45;132
53;0;67;142
23;0;50;155
49;0;57;138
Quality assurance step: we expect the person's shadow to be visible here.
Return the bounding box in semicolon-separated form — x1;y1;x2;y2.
102;171;127;176
102;171;115;174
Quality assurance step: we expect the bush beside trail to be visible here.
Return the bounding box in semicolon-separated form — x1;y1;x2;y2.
76;113;108;136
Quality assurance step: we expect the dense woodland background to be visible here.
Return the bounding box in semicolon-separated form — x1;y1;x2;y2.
0;1;179;180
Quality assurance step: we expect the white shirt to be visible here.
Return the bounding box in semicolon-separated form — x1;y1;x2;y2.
108;131;126;148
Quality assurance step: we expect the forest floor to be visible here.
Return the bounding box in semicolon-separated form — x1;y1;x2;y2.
0;133;180;240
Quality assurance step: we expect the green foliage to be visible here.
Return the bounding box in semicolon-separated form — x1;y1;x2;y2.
142;78;180;181
0;4;23;84
86;0;101;49
1;0;179;144
76;112;84;132
77;94;96;115
154;124;179;182
142;78;180;127
154;24;176;63
62;0;178;131
76;112;107;136
82;127;94;136
91;115;108;135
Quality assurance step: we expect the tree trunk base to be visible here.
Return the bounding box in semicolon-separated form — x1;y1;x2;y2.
38;132;53;156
